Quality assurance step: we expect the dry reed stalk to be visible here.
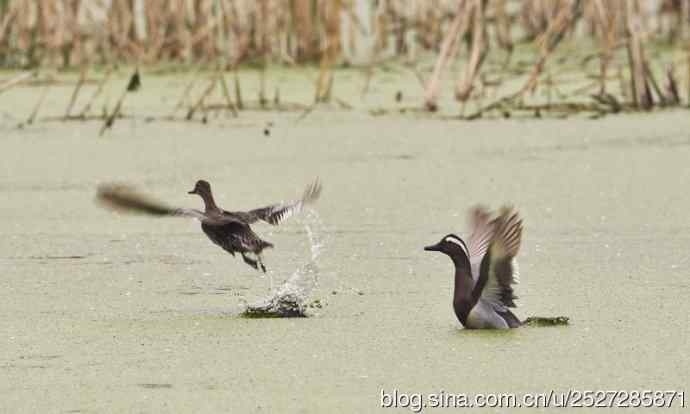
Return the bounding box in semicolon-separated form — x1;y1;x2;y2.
342;0;367;37
99;89;126;135
0;3;19;47
108;0;135;60
393;1;408;55
455;0;488;103
462;0;583;120
429;0;443;49
217;70;239;117
273;85;281;107
65;64;88;118
256;0;269;57
315;0;342;103
226;0;251;64
0;71;35;94
191;0;216;60
592;0;617;94
494;0;513;56
127;68;141;91
44;114;129;122
682;0;690;41
99;70;139;136
170;66;204;117
625;0;653;109
686;41;690;106
34;1;50;65
13;1;34;65
423;0;468;111
26;75;52;125
521;0;550;40
663;65;680;104
643;61;665;105
171;0;192;61
233;68;244;110
617;63;629;100
259;64;268;108
362;0;392;98
141;0;164;62
375;0;389;55
517;0;582;98
186;76;217;120
79;67;113;117
64;0;83;67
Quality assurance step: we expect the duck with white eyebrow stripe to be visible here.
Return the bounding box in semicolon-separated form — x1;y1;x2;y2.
425;206;568;329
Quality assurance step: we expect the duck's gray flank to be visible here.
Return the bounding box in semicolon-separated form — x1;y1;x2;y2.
97;179;321;272
425;206;523;329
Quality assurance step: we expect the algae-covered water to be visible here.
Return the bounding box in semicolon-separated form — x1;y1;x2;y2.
1;77;689;412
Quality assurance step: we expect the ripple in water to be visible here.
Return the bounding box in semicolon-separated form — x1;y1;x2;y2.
242;209;326;317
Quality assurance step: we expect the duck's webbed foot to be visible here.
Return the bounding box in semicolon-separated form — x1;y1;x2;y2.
241;253;260;271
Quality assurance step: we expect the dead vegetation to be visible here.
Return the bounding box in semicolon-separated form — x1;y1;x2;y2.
1;0;690;127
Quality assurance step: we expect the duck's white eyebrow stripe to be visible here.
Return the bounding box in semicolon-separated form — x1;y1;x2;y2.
445;236;469;256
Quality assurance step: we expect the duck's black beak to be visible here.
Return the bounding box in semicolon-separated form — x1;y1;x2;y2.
188;189;197;195
424;243;441;252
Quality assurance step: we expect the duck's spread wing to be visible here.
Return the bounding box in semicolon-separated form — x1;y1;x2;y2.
468;206;494;258
467;206;496;281
97;184;195;217
239;179;322;225
476;207;522;311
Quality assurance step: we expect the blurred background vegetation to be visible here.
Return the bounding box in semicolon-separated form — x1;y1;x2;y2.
0;1;687;68
1;0;689;115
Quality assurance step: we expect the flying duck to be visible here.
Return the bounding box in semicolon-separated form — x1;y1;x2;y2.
425;206;523;329
97;179;322;272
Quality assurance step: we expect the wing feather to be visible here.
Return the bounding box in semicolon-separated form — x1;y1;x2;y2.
466;206;496;281
477;207;522;311
97;184;177;216
240;179;322;225
467;206;494;258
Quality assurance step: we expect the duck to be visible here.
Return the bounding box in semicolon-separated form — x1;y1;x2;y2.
424;206;523;329
97;179;322;273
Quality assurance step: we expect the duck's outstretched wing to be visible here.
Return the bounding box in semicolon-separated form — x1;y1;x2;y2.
97;183;218;222
236;179;322;225
475;207;522;311
467;206;496;281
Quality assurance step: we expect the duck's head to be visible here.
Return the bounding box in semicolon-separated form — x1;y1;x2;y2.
424;234;469;258
188;180;212;196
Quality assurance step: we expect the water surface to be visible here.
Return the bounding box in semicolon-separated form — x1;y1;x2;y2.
1;88;689;412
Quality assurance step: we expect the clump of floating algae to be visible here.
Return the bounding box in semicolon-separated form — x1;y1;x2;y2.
243;292;307;318
242;210;326;318
523;316;570;327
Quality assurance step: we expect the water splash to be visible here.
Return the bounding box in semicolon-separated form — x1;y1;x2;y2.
242;209;327;317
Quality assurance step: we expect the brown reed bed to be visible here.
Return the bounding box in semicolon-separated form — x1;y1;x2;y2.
1;0;690;130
